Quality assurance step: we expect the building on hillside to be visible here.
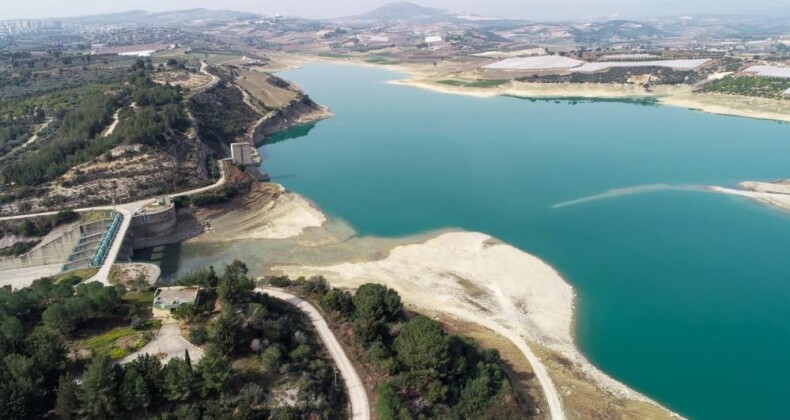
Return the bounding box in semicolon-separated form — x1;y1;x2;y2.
231;142;255;166
425;36;443;44
152;286;200;318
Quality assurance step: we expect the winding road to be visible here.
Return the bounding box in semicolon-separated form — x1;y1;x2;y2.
257;287;370;420
198;61;221;92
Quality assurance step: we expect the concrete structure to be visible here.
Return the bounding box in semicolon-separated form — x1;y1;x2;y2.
153;286;200;318
0;224;82;271
231;142;255;166
783;87;790;97
129;197;178;249
425;36;443;44
1;159;227;285
62;216;119;272
0;216;115;272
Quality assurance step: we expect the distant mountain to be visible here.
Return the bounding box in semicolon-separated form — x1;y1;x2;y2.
354;2;448;22
570;20;668;43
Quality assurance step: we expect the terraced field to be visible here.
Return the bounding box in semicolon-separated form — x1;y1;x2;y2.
236;69;298;109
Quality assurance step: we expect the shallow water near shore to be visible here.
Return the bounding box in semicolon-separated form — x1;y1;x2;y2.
170;63;789;419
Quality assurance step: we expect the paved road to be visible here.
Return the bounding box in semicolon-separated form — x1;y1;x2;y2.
0;161;226;223
0;263;62;288
257;287;370;420
1;161;227;284
120;318;204;365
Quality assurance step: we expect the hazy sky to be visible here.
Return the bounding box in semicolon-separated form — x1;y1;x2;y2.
2;0;788;21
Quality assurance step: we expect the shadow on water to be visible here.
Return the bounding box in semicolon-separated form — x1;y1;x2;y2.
267;174;300;181
505;95;659;106
131;243;183;282
262;122;318;146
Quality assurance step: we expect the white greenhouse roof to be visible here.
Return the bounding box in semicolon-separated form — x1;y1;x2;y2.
482;56;585;71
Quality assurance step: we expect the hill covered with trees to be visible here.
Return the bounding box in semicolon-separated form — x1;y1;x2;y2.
269;276;534;419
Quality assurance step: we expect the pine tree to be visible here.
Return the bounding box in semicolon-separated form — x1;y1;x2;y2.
196;346;232;395
217;260;252;310
78;355;119;419
128;353;164;398
211;308;241;355
163;358;196;402
184;349;191;369
55;374;80;420
119;367;151;411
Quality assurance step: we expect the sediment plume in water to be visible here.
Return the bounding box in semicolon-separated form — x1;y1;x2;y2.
552;184;702;209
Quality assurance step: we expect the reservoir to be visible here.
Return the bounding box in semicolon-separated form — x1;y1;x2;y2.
184;63;790;419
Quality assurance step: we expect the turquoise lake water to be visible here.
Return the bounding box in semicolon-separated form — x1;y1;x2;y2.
202;63;790;418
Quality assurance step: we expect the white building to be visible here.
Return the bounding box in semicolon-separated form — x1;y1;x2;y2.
425;36;443;44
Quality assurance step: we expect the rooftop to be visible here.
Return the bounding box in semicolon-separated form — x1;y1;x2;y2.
153;286;199;309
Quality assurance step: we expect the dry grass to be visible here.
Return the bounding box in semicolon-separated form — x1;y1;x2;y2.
532;346;676;420
236;69;298;109
79;210;114;224
109;263;159;286
56;267;99;283
152;71;213;90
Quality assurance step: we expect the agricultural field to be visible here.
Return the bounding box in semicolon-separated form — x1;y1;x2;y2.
437;79;510;88
701;76;790;99
363;55;401;65
235;69;298;109
152;70;213;90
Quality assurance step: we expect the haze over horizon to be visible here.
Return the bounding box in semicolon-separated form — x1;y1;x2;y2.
2;0;789;22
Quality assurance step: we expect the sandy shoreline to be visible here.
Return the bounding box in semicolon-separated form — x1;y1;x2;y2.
274;54;790;124
192;173;676;416
709;182;790;213
393;78;790;123
187;183;327;243
269;227;676;415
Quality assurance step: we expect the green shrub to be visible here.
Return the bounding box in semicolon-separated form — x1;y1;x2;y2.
188;325;208;345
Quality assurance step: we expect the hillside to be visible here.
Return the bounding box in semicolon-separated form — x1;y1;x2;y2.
347;2;453;23
570;20;668;43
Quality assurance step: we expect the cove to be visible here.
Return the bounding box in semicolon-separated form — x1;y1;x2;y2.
195;63;790;419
